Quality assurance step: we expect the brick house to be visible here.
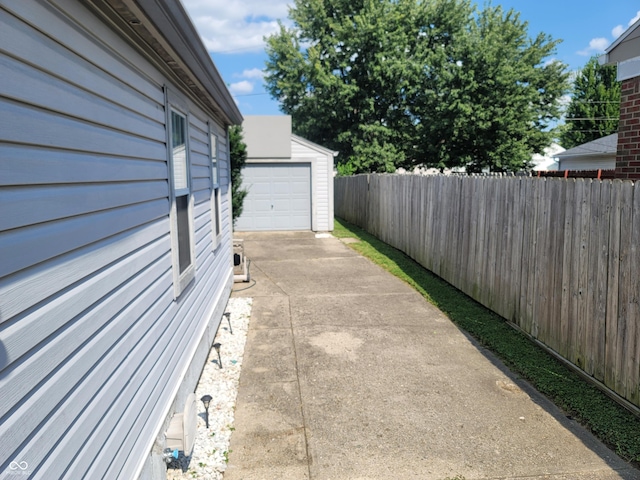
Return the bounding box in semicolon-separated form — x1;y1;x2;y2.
601;19;640;179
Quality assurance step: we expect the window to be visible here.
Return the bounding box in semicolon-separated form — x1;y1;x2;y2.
167;97;195;297
210;126;222;248
211;132;218;186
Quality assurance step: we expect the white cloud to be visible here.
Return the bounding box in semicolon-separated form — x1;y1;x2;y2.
543;58;566;68
236;68;265;79
181;0;291;53
567;69;580;84
611;11;640;39
577;37;610;56
229;80;254;95
612;25;625;38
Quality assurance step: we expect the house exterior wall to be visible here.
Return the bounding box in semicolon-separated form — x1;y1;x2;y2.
615;76;640;180
558;156;616;171
291;138;335;232
0;1;233;479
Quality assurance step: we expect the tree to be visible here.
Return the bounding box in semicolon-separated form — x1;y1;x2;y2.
264;0;569;174
229;125;248;225
413;4;569;172
560;57;620;149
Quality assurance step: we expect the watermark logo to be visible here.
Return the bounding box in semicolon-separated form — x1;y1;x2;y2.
4;461;30;477
8;463;28;471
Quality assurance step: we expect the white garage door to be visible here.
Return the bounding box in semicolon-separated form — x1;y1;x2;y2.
235;163;311;231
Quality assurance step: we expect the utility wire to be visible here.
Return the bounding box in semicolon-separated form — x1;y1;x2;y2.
564;117;619;121
233;92;271;97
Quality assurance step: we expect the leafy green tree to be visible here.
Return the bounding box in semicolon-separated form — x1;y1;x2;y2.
560;57;620;149
264;0;569;174
413;4;569;172
229;125;248;225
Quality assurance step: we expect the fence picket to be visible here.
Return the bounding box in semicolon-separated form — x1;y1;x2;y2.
616;182;633;396
585;180;601;376
628;182;640;403
509;178;525;323
594;181;611;382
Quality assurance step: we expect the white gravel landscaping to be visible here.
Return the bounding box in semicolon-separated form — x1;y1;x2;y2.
166;297;252;480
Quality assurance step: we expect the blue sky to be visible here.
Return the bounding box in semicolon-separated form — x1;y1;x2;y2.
181;0;640;116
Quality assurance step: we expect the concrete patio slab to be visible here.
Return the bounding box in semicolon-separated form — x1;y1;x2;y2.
228;232;638;480
290;292;445;327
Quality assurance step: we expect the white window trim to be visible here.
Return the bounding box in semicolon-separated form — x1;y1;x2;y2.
210;122;222;250
226;128;234;238
165;87;196;298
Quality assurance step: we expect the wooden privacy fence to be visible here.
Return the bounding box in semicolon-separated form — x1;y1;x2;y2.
335;174;640;409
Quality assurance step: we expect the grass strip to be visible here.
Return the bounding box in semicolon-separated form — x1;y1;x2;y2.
333;217;640;465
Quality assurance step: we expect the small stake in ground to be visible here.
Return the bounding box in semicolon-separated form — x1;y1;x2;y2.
224;312;233;334
213;342;222;369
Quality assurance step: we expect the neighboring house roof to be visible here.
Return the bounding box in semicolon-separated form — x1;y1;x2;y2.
292;133;339;157
555;134;618;158
91;0;242;126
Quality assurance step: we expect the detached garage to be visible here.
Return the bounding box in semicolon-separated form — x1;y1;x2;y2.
235;116;337;232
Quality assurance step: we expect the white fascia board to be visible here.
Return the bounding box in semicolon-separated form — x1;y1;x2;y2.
618;55;640;81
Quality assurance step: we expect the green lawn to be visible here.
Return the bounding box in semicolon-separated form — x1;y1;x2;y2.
333;217;640;466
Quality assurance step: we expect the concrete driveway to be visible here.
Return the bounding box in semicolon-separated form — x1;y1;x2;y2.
227;231;638;480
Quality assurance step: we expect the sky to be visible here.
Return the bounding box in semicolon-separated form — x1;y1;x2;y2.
181;0;640;117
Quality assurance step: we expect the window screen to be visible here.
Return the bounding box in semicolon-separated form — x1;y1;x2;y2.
172;112;188;192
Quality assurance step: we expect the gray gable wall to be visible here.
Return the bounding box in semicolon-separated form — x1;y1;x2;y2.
243;115;292;159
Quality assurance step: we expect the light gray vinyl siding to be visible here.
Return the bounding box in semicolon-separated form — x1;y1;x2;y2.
559;156;616;171
0;1;232;479
291;138;334;231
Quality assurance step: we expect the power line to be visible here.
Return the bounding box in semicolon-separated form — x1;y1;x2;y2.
568;100;620;104
564;130;619;133
233;92;271;97
211;45;266;54
564;117;619;121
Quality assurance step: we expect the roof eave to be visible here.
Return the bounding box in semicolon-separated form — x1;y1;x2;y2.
603;17;640;67
136;0;242;125
92;0;242;126
291;133;339;156
555;152;616;159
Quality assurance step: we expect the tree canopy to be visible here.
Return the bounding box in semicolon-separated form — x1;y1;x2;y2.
229;125;248;225
559;57;620;150
264;0;569;174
